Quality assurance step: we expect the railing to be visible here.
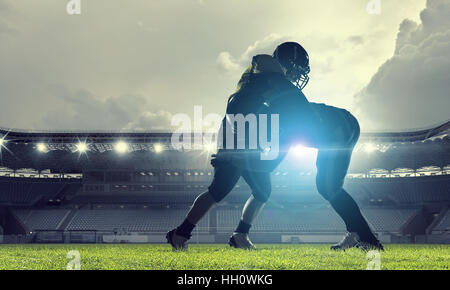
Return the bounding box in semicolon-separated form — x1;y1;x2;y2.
1;170;450;180
0;172;82;179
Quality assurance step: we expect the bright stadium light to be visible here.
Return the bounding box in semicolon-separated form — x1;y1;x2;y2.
36;143;47;153
76;142;88;153
0;136;7;151
154;143;163;153
115;141;129;154
364;143;377;154
290;144;317;158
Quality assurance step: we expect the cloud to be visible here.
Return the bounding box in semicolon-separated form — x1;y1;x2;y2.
216;33;291;73
347;35;365;47
41;88;173;131
123;110;173;131
216;51;241;72
355;0;450;131
0;1;427;131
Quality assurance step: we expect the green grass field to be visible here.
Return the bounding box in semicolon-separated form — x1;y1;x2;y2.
0;244;448;270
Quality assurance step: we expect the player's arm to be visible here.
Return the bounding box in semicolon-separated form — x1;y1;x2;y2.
270;89;324;148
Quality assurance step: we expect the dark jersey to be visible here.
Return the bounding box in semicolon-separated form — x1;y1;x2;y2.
217;54;320;172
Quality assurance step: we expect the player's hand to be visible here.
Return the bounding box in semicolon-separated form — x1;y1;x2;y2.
210;154;229;167
210;154;219;167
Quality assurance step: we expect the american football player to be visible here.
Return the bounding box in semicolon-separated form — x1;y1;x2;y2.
167;46;319;250
167;42;383;252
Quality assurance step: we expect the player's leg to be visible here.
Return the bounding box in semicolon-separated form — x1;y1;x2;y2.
241;196;266;226
316;115;382;251
185;191;217;225
229;171;271;250
167;163;242;250
316;149;376;247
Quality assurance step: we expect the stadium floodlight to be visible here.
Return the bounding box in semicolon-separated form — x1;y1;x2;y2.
76;142;88;153
36;143;47;153
115;141;129;154
364;143;377;154
154;143;163;153
0;136;8;152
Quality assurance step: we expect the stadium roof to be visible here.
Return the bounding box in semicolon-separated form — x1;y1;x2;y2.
0;120;449;173
1;119;449;145
362;119;450;142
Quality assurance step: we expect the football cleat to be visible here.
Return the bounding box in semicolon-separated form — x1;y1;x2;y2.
331;232;384;252
228;232;256;250
357;234;384;252
166;229;189;251
331;232;360;251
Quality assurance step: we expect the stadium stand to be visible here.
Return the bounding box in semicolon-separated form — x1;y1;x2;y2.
65;208;209;232
0;121;449;243
10;205;420;237
362;208;419;233
14;209;70;231
217;207;345;233
0;178;81;206
216;206;418;234
432;210;450;233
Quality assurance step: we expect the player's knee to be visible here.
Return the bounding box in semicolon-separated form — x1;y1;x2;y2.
316;179;340;201
207;188;228;203
316;183;330;200
253;188;271;203
202;190;219;204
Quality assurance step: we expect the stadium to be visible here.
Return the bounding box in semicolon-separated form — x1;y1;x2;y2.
0;118;449;251
2;0;450;273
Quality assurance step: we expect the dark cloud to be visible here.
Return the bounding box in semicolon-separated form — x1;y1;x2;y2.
41;88;172;131
355;0;450;130
347;35;365;47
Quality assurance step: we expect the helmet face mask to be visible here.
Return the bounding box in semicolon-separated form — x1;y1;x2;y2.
273;42;310;90
285;62;310;90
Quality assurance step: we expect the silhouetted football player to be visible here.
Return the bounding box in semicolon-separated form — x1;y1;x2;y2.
167;45;319;250
167;42;383;252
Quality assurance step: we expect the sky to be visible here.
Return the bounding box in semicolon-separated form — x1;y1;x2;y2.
1;0;447;132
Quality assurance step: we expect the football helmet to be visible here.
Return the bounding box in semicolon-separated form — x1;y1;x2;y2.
273;42;310;90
